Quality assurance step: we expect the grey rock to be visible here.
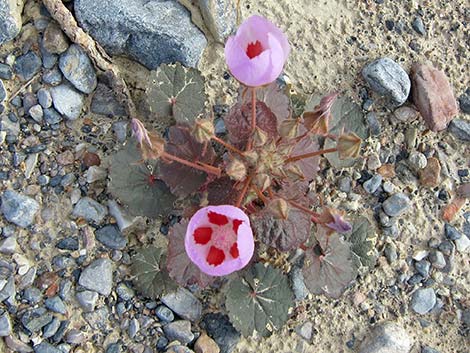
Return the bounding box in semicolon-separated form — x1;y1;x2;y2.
364;174;382;194
65;329;86;345
23;287;42;304
0;79;6;102
96;224;127;250
112;121;128;142
43;22;69;54
128;318;140;339
14;52;42;81
163;320;194;345
45;296;67;314
83;306;109;330
338;176;352;193
0;0;24;44
34;342;62;353
155;305;174;323
22;308;53;333
91;84;127;116
200;312;240;353
289;265;309;301
59;45;97;94
0;276;15;302
0;113;20;136
454;233;470;253
50;83;85;120
0;63;13;80
448;119;470;141
79;258;113;295
407;151;427;171
0;236;17;254
382;193;411;217
438;240;454;256
107;200;144;234
29;104;44;123
72;197;107;223
411;16;426;35
362;58;411;106
56;237;79;251
459;91;470;113
429;250;446;269
295;321;313;341
444;223;461;240
198;0;236;42
42;67;62;85
39;39;59;69
421;347;440;353
43;316;61;338
116;282;135;301
1;190;40;228
359;322;412;353
410;288;436;315
37;88;52;109
366;112;381;136
407;274;424;286
0;311;12;336
75;0;207;69
43;108;63;125
106;343;122;353
76;290;98;312
165;346;193;353
162;288;202;322
384;243;397;264
414;260;430;278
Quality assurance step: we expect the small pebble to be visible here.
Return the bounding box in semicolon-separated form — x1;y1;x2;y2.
382;193;411;217
363;174;382;194
412;16;426;35
410;288;436;315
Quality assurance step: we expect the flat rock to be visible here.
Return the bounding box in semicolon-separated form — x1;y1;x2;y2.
419;157;441;187
448;119;470;141
45;296;67;314
0;236;17;254
198;0;236;42
14;51;42;81
72;197;107;223
359;322;412;353
411;63;458;132
362;57;410;106
50;83;85;120
382;193;411;217
59;44;97;94
162;288;202;322
75;0;207;69
91;83;127;116
79;258;113;295
0;0;24;44
194;333;220;353
163;320;195;345
96;224;127;250
1;190;40;228
200;313;240;353
0;311;12;336
410;288;436;314
76;290;99;312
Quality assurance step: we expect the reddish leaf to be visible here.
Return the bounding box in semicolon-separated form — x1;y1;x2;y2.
251;207;311;251
302;226;357;299
167;220;215;287
159;125;216;197
207;176;238;205
276;180;316;208
224;101;278;148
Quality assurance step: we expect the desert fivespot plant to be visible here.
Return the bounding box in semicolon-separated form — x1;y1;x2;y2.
109;14;376;338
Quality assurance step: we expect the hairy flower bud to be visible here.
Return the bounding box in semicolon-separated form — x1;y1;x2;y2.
253;127;268;147
226;158;247;181
268;198;290;219
302;92;338;136
131;118;165;160
282;164;305;181
243;150;259;165
253;173;271;191
279;118;300;139
337;132;362;159
193;118;214;143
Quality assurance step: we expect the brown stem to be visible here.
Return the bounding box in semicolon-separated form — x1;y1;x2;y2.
285;147;338;164
211;136;245;156
161;151;221;177
246;87;257;150
287;200;321;218
252;185;269;204
235;175;253;208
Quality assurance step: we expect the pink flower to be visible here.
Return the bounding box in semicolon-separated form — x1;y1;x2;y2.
185;205;254;276
224;15;290;87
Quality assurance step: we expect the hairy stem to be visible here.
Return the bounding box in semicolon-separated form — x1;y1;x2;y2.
211;136;245;156
285;147;337;164
246;87;257;150
161;151;221;177
287;199;321;219
235;175;253;208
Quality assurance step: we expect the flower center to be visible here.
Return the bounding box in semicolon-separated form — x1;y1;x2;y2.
246;40;264;59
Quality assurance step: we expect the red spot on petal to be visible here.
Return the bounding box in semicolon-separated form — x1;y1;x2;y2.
194;227;212;245
207;246;225;266
230;243;239;259
246;40;264;59
233;219;243;234
208;211;229;226
147;174;157;185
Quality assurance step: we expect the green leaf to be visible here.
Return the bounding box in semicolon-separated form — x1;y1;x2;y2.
147;62;206;124
131;246;177;299
108;140;176;218
306;95;367;168
344;216;377;270
225;263;294;337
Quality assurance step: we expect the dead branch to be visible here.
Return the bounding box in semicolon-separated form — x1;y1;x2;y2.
42;0;137;119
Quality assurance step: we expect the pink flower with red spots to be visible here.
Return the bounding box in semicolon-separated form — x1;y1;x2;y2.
224;15;290;87
185;205;255;276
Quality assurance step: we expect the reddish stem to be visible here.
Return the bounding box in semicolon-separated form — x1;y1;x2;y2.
235;175;253;208
252;185;269;204
287;199;321;219
285;147;338;164
246;87;257;150
211;136;245;156
161;151;221;177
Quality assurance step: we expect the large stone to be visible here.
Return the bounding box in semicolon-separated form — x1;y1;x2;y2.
359;322;412;353
161;288;202;322
59;44;97;94
0;0;24;44
362;58;411;106
1;190;40;228
411;63;458;132
50;83;85;120
75;0;207;70
163;320;195;345
198;0;236;42
78;258;113;295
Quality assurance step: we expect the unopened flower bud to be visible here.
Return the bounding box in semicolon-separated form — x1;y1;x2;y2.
131;118;165;160
268;198;290;219
253;173;271;192
253;127;268;146
283;164;305;181
243;150;259;165
279;118;300;139
337;132;362;159
226;158;247;181
193;119;214;143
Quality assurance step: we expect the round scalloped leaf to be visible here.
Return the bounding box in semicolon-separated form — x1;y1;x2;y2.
147;62;206;124
225;263;294;337
344;216;378;271
131;246;177;299
108;141;176;218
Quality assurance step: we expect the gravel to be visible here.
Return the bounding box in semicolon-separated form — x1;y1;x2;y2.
200;313;240;353
45;296;67;314
1;190;40;228
95;224;127;250
382;193;411;217
50;83;85;120
72;197;108;223
358;321;412;353
198;0;236;42
161;288;202;322
363;174;382;194
0;79;5;102
91;83;127;116
421;347;440;353
448;119;470;141
411;16;426;35
155;305;175;323
410;288;436;314
0;311;12;336
362;57;411;106
429;250;446;269
0;0;23;44
76;290;99;312
59;44;97;94
163;320;195;345
37;88;52;109
34;342;63;353
459;91;470;113
42;67;63;85
78;258;113;295
43;316;61;338
14;51;42;81
414;260;431;278
289;265;309;301
0;236;17;254
0;63;12;79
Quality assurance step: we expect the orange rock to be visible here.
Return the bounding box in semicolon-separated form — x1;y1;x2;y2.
194;334;220;353
377;164;396;178
419;157;441;187
411;63;458;132
83;151;101;167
